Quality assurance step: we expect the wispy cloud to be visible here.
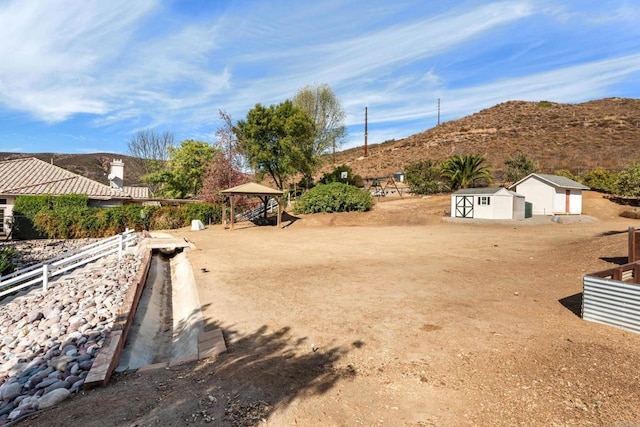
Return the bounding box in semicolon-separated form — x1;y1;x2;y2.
0;0;638;153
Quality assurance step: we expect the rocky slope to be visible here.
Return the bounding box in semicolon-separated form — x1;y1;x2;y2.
3;98;639;185
324;97;640;180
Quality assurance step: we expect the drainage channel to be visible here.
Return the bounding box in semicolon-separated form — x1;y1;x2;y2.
116;249;204;372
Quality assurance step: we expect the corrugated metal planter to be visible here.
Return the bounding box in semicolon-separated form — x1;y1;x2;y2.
583;262;640;335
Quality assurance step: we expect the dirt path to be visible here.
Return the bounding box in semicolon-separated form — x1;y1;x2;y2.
25;192;640;426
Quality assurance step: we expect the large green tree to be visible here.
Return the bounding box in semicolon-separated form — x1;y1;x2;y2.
441;154;493;191
145;139;217;198
293;84;346;168
504;152;537;183
235;100;315;190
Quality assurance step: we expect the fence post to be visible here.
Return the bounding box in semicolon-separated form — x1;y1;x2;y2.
118;233;123;260
42;264;49;292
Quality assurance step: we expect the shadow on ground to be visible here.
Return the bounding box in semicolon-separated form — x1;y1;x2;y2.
559;292;583;317
599;256;630;265
25;312;360;427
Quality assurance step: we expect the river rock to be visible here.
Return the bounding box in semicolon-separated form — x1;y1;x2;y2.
0;382;22;401
37;387;71;410
43;380;70;394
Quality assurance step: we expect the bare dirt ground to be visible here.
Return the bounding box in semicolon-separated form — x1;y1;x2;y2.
24;191;640;426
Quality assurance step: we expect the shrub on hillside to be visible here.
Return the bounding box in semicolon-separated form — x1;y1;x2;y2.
320;165;365;188
617;162;640;197
582;168;618;194
294;182;372;214
404;160;443;195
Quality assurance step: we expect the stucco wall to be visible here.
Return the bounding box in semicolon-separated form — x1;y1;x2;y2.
451;192;522;219
553;188;583;214
513;178;555;215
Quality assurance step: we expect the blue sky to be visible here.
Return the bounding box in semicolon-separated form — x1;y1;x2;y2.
1;0;639;154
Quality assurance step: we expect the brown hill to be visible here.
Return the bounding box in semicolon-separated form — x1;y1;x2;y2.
2;98;639;187
324;97;640;181
0;152;145;186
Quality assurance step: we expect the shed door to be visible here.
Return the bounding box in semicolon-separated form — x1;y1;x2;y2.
455;196;474;218
0;208;4;235
565;190;570;213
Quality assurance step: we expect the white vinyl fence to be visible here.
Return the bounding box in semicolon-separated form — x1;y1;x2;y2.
0;229;136;299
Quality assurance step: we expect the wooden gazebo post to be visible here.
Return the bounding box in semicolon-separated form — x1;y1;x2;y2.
230;194;235;230
220;183;284;231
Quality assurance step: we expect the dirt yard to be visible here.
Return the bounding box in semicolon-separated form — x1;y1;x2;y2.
24;192;640;426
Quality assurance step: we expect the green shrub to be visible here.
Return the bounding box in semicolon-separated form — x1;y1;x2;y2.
582;168;618;194
0;247;16;276
404;160;443;195
294;182;372;214
320;165;365;188
617;162;640;197
12;195;54;238
15;194;223;238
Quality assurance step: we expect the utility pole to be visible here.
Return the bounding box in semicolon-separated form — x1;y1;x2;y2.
437;98;441;126
364;106;368;157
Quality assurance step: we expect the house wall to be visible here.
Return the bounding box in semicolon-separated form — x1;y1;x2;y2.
553;189;583;214
0;196;14;236
513;178;555;215
472;196;493;219
570;190;583;214
451;193;519;219
512;196;525;220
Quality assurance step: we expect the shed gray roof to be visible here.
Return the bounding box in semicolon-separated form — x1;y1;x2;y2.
0;157;147;200
453;187;521;196
510;173;590;190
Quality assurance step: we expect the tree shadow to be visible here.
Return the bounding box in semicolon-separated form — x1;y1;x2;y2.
24;312;361;427
559;292;583;318
248;210;299;228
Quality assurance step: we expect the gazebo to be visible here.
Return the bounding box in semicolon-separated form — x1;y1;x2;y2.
220;183;284;230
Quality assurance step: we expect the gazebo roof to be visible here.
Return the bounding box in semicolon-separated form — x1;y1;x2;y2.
221;182;283;196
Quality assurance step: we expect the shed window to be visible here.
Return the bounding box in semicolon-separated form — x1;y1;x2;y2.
478;196;490;206
0;199;6;205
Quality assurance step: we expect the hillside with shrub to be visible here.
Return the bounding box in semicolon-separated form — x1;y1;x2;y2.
3;98;640;189
324;98;640;181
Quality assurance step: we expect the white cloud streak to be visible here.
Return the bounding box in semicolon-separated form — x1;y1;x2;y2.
0;0;638;153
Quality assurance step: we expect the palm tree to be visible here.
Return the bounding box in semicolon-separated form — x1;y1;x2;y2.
441;154;493;190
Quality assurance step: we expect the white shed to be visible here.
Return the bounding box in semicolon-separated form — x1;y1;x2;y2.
509;173;589;215
451;187;525;220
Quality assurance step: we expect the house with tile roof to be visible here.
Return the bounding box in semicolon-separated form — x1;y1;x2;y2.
509;173;590;215
0;157;150;236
